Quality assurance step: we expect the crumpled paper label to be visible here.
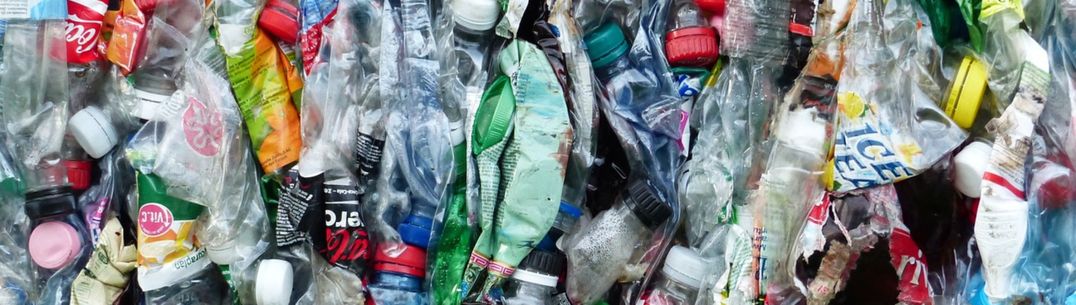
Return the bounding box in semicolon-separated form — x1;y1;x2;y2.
71;218;137;305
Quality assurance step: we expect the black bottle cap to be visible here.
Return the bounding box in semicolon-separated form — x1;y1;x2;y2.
519;250;565;276
24;186;77;220
624;180;671;229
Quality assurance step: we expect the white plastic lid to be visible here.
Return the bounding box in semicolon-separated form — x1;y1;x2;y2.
953;141;992;198
256;259;294;305
453;0;500;32
69;106;118;159
511;268;559;287
133;88;170;121
662;246;706;289
205;240;239;265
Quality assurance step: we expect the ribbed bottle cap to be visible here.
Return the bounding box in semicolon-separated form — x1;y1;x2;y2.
944;56;987;129
69;106;119;159
661;246;706;288
665;26;718;67
518;250;564;276
694;0;724;14
373;244;427;278
584;23;629;69
24;186;77;220
63;160;93;192
472;75;515;154
259;0;299;44
624;181;672;229
453;0;500;32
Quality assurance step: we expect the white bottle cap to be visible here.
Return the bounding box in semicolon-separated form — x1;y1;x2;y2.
133;88;171;121
953;141;992;198
69;106;119;159
255;259;294;305
453;0;500;32
661;246;706;289
511;268;559;287
205;240;239;265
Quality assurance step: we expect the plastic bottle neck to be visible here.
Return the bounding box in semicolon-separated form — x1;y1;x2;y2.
594;54;632;83
373;272;423;292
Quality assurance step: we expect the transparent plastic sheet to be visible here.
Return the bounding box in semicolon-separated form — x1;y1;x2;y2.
720;0;789;67
131;0;204;92
429;0;487;302
562;0;684;302
989;5;1076;305
285;0;383;301
0;138;31;305
826;0;966;193
0;21;71;191
979;6;1035;110
572;0;643;41
368;0;453;255
124;56;267;304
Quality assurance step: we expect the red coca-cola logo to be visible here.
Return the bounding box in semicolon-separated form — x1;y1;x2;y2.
65;0;107;64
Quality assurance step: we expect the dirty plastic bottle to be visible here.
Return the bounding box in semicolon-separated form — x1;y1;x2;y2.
565;181;672;305
368;244;427;305
504;251;564;305
640;246;706;305
450;0;499;85
665;0;719;67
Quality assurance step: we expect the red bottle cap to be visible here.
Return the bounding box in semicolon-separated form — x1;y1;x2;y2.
665;26;719;67
259;0;299;44
373;244;426;278
63;160;93;191
694;0;724;14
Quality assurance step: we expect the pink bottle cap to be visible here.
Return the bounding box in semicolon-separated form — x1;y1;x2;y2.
29;221;82;269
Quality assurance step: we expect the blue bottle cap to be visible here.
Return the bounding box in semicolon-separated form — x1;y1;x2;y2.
559;201;582;219
398;215;434;249
584;23;629;69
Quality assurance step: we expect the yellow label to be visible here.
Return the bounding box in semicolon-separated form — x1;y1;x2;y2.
981;0;1024;20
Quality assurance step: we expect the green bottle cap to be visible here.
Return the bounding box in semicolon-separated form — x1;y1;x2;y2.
584;23;629;69
472;75;516;154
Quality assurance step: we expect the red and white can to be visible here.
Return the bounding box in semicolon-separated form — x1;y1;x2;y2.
65;0;108;64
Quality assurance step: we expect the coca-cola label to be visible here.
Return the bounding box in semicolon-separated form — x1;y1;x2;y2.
313;177;370;275
276;170;324;246
65;0;107;64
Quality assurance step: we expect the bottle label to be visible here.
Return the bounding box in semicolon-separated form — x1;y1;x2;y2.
276;170;324;246
135;173;210;291
889;228;930;305
829;92;919;191
298;0;336;74
65;0;107;64
182;97;225;157
353;132;384;188
314;177;370;275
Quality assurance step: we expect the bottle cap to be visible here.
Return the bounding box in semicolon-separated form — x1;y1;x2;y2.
661;246;706;288
373;244;427;278
453;0;500;32
944;56;988;129
63;160;93;192
625;181;672;229
28;221;82;269
953;141;992;198
512;269;558;287
132;72;177;121
24;186;77;220
398;214;434;249
259;0;299;44
694;0;724;14
255;259;294;305
518;250;564;276
472;75;515;154
206;239;239;265
584;23;630;69
666;26;718;67
69;106;119;159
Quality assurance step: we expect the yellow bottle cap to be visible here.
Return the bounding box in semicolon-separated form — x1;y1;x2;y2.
945;56;989;129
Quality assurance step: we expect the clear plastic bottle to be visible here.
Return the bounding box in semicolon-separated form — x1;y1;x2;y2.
665;0;718;67
504;251;564;305
368;244;427;305
450;0;499;87
536;202;582;252
640;246;706;305
565;181;672;305
586;23;657;116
